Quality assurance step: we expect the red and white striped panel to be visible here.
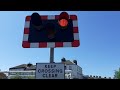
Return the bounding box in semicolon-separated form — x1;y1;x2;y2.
22;15;80;48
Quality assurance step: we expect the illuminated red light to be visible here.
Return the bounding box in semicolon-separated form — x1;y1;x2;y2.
58;12;69;28
59;19;68;27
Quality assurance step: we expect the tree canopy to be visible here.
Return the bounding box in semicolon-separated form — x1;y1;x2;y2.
114;68;120;79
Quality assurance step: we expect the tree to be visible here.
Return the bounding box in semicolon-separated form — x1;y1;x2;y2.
114;68;120;79
0;73;7;79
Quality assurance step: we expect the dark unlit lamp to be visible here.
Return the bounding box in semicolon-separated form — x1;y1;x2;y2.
31;12;43;30
45;23;56;39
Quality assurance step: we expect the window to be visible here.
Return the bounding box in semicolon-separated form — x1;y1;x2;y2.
69;66;72;70
9;72;16;75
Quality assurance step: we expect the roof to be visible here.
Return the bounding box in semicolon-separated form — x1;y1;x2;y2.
9;64;36;70
83;75;112;79
9;60;75;71
25;65;36;70
9;64;27;69
61;60;75;65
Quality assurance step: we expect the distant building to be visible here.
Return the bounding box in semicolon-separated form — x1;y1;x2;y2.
83;75;112;79
8;60;112;79
8;71;35;79
61;58;83;79
8;58;83;79
8;63;35;79
9;63;36;71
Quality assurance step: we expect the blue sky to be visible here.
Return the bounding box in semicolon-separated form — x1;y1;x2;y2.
0;11;120;78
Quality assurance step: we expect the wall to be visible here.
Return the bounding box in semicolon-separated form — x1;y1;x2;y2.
65;64;83;79
8;71;35;79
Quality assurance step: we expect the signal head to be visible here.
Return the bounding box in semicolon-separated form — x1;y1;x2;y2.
58;12;69;29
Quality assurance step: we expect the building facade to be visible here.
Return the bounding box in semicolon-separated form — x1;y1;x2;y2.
64;65;83;79
7;60;112;79
8;59;83;79
83;75;112;79
61;58;83;79
8;71;35;79
8;63;35;79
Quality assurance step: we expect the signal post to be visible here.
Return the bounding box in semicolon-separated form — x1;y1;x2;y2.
22;12;80;79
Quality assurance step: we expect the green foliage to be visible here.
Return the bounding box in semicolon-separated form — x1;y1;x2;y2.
114;68;120;79
0;73;7;79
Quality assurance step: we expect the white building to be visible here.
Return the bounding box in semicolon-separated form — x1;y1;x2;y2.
64;65;83;79
8;63;36;79
61;58;83;79
65;70;72;79
8;59;83;79
8;71;35;79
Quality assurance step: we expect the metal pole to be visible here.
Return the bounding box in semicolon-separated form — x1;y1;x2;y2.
50;48;54;63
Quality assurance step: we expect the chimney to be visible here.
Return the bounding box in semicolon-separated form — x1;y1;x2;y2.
99;76;101;79
104;77;107;79
61;57;66;62
27;63;33;67
73;60;77;65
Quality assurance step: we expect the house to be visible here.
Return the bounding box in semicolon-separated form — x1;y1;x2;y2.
8;63;35;79
8;58;83;79
61;58;83;79
83;75;112;79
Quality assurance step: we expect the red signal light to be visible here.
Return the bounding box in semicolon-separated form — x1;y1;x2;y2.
58;12;69;28
59;19;68;27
